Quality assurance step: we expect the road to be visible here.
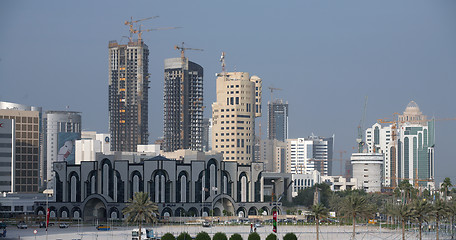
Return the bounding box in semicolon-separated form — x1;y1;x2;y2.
3;223;451;240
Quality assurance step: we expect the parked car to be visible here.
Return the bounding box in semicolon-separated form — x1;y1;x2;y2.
39;222;46;228
96;225;110;231
59;223;69;228
17;222;27;229
254;223;263;228
202;221;211;227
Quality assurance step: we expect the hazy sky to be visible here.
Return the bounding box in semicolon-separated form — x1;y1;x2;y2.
1;1;455;184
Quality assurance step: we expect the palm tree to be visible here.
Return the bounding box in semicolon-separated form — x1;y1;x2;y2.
411;200;431;240
398;181;414;203
123;192;159;240
311;203;328;240
339;193;374;239
388;203;413;240
447;200;456;239
441;177;453;201
432;199;448;240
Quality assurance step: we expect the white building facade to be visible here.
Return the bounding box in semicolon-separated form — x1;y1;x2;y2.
287;136;334;175
351;153;383;192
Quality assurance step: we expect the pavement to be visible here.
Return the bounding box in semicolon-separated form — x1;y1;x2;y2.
2;223;452;240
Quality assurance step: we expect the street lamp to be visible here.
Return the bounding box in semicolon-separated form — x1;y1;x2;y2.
43;181;54;240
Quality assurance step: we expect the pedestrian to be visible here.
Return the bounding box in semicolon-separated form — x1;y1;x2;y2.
250;223;253;233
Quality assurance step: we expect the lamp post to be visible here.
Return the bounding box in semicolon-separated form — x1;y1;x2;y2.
43;182;53;240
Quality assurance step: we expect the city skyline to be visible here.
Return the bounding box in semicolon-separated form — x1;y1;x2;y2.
1;1;455;184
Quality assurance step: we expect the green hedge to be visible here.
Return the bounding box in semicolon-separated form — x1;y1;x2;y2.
229;233;243;240
266;233;277;240
213;232;228;240
248;232;260;240
177;232;192;240
162;233;176;240
283;233;297;240
196;231;211;240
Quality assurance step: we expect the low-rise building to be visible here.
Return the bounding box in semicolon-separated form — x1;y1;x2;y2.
321;175;358;192
351;153;383;192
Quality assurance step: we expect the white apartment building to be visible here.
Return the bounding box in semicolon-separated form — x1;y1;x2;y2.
292;170;321;197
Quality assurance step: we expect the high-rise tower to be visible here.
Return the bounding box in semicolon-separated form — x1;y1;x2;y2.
163;58;203;152
211;72;262;164
108;40;149;152
268;99;288;142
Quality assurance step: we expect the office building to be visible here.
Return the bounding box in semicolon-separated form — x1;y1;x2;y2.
292;170;321;197
75;131;110;164
351;152;383;192
287;135;334;175
260;139;286;172
0;101;41;193
365;123;394;186
37;152;281;220
202;118;212;152
268;99;288;142
43;111;81;186
211;72;262;164
397;102;435;188
163;58;204;152
366;101;435;188
108;40;149;152
0;119;15;192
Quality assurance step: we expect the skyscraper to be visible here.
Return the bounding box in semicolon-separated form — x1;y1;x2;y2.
287;135;334;175
163;57;203;152
108;40;149;152
366;101;435;188
43;111;81;186
211;72;262;164
0;101;42;193
268;99;288;142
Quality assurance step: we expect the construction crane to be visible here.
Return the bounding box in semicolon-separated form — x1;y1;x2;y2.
174;42;203;60
268;87;282;103
356;96;368;153
124;16;159;41
135;26;181;43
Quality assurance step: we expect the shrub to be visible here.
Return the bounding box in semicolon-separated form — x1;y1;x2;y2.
229;233;243;240
177;232;192;240
196;231;211;240
283;233;297;240
213;232;228;240
162;233;176;240
266;233;277;240
248;232;260;240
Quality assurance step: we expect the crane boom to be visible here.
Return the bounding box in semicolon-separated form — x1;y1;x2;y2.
356;96;368;153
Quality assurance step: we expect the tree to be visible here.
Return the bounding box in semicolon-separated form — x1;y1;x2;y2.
432;199;448;240
441;177;453;201
195;232;211;240
447;200;456;239
311;203;328;240
229;233;243;240
411;200;431;240
339;192;374;240
283;233;297;240
265;233;276;240
177;232;192;240
122;192;159;240
247;232;260;240
388;203;413;240
398;181;414;203
213;232;227;240
162;233;176;240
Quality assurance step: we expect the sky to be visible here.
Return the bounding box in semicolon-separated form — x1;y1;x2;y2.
1;1;455;184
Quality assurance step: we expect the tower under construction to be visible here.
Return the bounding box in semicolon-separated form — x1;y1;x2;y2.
163;57;204;152
108;40;149;152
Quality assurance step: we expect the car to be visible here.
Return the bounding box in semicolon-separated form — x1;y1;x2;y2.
17;222;27;229
254;223;263;228
39;222;46;228
59;223;69;228
202;221;211;227
96;225;110;231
